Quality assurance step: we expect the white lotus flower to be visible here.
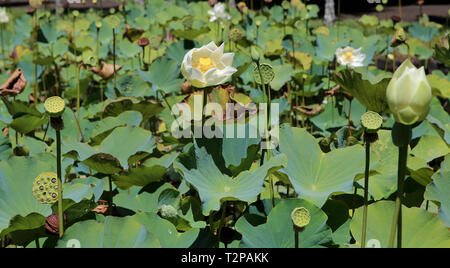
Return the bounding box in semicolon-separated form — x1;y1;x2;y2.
208;3;231;22
336;47;366;68
181;42;237;88
0;8;9;24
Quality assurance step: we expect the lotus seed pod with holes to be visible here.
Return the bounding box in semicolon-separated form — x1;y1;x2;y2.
228;28;243;42
32;172;60;204
44;96;65;117
291;207;310;228
361;111;383;134
160;205;177;219
254;63;275;85
96;21;102;28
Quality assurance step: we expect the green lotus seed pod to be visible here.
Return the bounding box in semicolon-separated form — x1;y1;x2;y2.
96;21;103;28
44;96;65;117
282;0;290;10
254;63;275;85
160;205;177;219
32;172;60;204
228;28;244;42
291;207;310;228
73;10;80;17
361;111;383;134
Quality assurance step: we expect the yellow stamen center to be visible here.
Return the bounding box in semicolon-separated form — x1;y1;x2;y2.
193;57;215;73
343;51;354;62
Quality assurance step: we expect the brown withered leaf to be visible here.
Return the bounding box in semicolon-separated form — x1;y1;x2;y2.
90;61;122;80
294;105;325;117
0;69;27;96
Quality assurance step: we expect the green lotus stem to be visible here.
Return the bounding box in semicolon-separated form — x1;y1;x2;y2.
256;62;274;208
96;27;100;66
33;12;39;104
56;129;64;238
35;238;40;248
287;82;293;124
1;24;4;63
217;201;228;248
294;229;299;248
113;29;117;96
393;49;396;72
361;141;371;248
76;64;80;141
398;0;402;20
337;0;341;41
327;64;334;124
348;100;352;136
109;175;113;209
389;123;411;248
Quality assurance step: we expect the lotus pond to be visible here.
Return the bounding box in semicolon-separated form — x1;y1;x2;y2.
0;0;449;249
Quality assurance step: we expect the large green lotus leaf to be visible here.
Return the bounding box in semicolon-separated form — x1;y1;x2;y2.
90;111;143;146
367;130;412;199
333;68;391;113
110;74;150;98
270;64;293;91
9;115;48;134
236;199;332;248
56;216;161;248
118;39;140;58
138;57;183;94
48;107;96;142
101;97;164;122
166;41;190;64
428;97;450;144
351;201;450;248
315;33;347;62
425;155;450;227
434;45;450;67
63;126;156;170
115;183;176;213
0;213;46;247
427;74;450;99
279;125;364;207
221;123;260;174
113;153;179;190
0;156;54;233
411;135;450;163
174;145;287;214
409;23;438;43
63;177;105;203
131;212;199;248
310;101;348;132
1;98;41;118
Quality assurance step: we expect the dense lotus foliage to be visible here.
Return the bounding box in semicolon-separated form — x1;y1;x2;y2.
0;0;449;248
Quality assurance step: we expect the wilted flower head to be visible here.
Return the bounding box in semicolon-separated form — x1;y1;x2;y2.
181;42;237;88
0;8;9;24
208;2;231;22
386;59;432;125
90;61;122;80
237;2;248;13
336;47;366;68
